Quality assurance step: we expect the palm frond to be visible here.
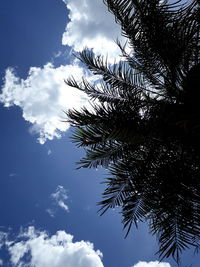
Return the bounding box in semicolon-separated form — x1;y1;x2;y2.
65;76;131;104
65;0;200;263
104;0;199;100
98;174;131;215
78;141;130;168
77;49;148;95
122;194;150;236
151;212;200;263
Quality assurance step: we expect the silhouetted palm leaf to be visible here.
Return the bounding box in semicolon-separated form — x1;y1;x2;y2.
65;0;200;263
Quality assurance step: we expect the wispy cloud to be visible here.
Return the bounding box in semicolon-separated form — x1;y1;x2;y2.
46;208;55;218
9;173;18;177
0;226;104;267
47;149;52;156
51;185;69;211
47;185;70;217
53;50;62;58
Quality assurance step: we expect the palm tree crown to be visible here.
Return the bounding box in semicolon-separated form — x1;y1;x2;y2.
65;0;200;263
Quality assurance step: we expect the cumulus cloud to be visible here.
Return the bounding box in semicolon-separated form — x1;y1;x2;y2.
47;185;69;217
0;64;90;144
0;0;125;144
132;261;171;267
0;226;104;267
62;0;125;60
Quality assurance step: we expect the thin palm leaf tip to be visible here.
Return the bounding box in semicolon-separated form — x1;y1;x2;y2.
65;0;200;263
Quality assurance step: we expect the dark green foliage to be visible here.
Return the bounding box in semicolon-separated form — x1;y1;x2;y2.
65;0;200;263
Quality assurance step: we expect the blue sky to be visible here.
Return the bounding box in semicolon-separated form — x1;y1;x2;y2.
0;0;199;266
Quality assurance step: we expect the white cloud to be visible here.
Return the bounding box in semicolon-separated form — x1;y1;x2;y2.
0;0;125;144
1;226;104;267
51;185;69;212
62;0;125;60
0;63;90;144
47;185;70;217
57;200;69;211
0;259;3;266
132;261;171;267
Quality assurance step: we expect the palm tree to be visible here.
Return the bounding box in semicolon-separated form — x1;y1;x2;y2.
65;0;200;263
